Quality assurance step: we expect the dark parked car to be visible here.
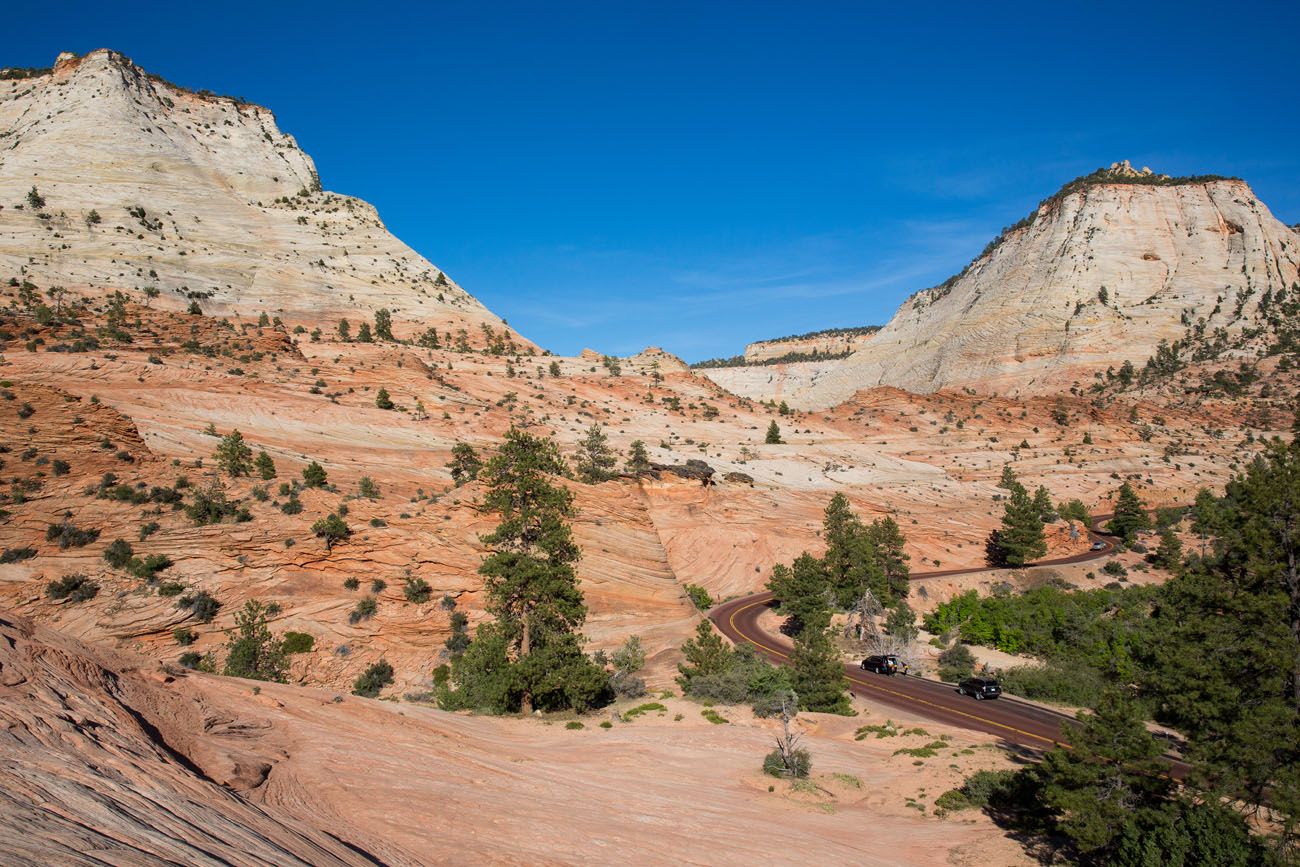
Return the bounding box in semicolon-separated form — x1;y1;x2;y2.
957;677;1002;700
861;654;902;675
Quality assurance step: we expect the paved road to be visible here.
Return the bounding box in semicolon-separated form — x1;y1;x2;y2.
709;520;1189;769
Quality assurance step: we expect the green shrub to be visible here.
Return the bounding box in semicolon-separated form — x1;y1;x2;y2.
565;720;584;730
349;595;378;624
281;631;315;654
46;573;98;602
621;702;667;721
701;708;729;724
173;627;198;646
178;590;220;622
127;553;172;581
403;575;432;603
684;583;714;610
762;747;811;778
352;660;394;697
46;521;100;549
937;644;975;682
343;577;360;590
998;663;1106;707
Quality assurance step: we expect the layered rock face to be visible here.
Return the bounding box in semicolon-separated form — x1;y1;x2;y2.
742;326;878;363
0;50;509;338
708;169;1300;407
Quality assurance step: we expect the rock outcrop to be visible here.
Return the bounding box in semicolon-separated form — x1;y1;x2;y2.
706;165;1300;407
0;50;516;342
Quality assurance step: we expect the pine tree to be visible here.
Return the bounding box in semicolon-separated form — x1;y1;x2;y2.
994;483;1047;566
223;600;288;683
574;423;616;483
765;421;783;444
998;464;1019;489
1032;485;1058;522
866;516;910;601
1152;527;1183;570
1107;482;1151;542
254;450;276;480
356;322;373;343
311;513;351;550
548;360;561;377
884;601;918;642
214;429;253;477
820;494;881;607
1147;439;1300;847
448;442;482;486
302;460;328;488
625;439;651;473
1038;691;1171;857
790;624;852;714
767;553;832;634
374;308;393;341
375;387;394;410
445;428;606;714
676;619;733;691
337;318;351;341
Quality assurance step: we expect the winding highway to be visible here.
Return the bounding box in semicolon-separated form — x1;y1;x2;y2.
710;521;1148;754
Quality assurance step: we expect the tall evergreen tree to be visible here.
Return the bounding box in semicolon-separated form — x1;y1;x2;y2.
1146;439;1300;849
676;618;734;691
443;428;606;714
374;308;393;341
992;482;1047;566
448;442;482;486
998;464;1019;489
866;516;910;601
223;600;288;683
790;624;852;714
1032;485;1058;522
574;423;616;483
765;421;783;444
1038;691;1172;858
625;439;651;473
214;429;253;477
821;494;878;607
767;553;832;634
1108;482;1151;542
254;450;277;480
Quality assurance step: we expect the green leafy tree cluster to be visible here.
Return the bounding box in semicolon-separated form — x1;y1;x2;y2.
676;619;791;709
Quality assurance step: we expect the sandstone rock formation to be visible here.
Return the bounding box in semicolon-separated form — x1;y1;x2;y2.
0;50;515;342
706;166;1300;408
742;325;879;363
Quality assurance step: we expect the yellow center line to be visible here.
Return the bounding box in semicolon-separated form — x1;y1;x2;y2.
726;598;1069;748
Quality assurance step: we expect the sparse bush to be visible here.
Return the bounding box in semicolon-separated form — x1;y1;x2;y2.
173;627;198;646
178;590;220;623
937;643;975;682
763;747;810;778
46;520;100;549
0;546;37;563
103;538;134;569
46;573;98;602
302;461;328;488
352;660;394;697
393;574;429;605
343;577;360;590
349;595;378;624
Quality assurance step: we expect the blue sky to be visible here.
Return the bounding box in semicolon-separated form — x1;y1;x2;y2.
8;2;1299;361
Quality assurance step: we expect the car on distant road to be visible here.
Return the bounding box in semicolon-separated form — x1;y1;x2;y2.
1090;541;1107;551
861;654;903;675
957;677;1002;700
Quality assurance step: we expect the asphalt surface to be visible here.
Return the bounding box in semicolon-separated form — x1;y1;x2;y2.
708;521;1190;772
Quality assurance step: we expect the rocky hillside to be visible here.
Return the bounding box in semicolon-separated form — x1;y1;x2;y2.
707;162;1300;408
0;50;512;342
743;326;879;363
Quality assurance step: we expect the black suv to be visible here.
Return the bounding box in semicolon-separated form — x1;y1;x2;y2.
957;677;1002;700
861;655;902;675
